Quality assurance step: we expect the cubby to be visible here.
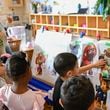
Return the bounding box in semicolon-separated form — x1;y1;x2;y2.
47;15;53;24
36;15;41;23
41;15;46;24
87;16;97;28
30;15;36;23
69;15;77;26
61;15;68;26
78;16;86;28
53;15;60;25
30;14;110;38
98;17;108;29
87;30;97;37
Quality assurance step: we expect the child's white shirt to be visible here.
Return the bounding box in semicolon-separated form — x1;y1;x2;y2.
0;84;46;110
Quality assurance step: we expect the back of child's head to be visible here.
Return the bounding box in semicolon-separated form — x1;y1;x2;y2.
61;75;95;110
5;51;29;81
53;52;77;77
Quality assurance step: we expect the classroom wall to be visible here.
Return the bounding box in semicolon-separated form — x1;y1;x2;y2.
0;0;28;26
53;0;97;14
0;0;97;27
30;0;97;14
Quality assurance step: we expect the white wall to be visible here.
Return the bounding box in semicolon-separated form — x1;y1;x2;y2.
48;0;97;14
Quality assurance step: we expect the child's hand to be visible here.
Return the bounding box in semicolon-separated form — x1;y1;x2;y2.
94;59;106;68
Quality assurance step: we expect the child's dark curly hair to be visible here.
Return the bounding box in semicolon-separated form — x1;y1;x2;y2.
5;51;29;81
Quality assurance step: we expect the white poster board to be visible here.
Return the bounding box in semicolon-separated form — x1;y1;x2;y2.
31;30;71;85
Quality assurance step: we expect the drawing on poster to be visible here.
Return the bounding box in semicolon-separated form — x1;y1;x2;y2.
81;42;97;75
69;40;82;59
35;52;46;75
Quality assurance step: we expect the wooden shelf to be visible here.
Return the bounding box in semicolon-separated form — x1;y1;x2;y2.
30;14;110;38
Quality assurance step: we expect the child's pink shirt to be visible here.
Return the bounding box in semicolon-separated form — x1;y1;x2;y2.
0;84;46;110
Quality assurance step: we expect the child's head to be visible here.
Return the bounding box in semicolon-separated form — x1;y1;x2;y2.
100;79;109;92
5;51;31;83
54;52;79;79
60;75;95;110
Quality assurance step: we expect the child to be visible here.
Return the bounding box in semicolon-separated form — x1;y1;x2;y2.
0;51;46;110
53;52;106;110
60;75;95;110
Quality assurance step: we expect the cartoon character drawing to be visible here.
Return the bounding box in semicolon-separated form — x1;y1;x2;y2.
35;53;46;75
81;43;97;75
69;41;81;59
70;44;80;56
95;74;109;110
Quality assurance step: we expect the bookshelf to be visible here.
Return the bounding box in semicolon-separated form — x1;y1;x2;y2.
30;14;110;38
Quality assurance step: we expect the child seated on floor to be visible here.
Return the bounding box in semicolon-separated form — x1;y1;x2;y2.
0;51;47;110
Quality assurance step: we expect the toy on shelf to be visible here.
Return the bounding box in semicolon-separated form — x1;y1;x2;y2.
54;27;59;32
37;20;40;23
82;24;87;28
96;33;101;41
41;26;45;33
73;24;78;27
31;19;35;23
45;26;49;31
49;16;53;24
66;28;71;33
80;31;86;38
